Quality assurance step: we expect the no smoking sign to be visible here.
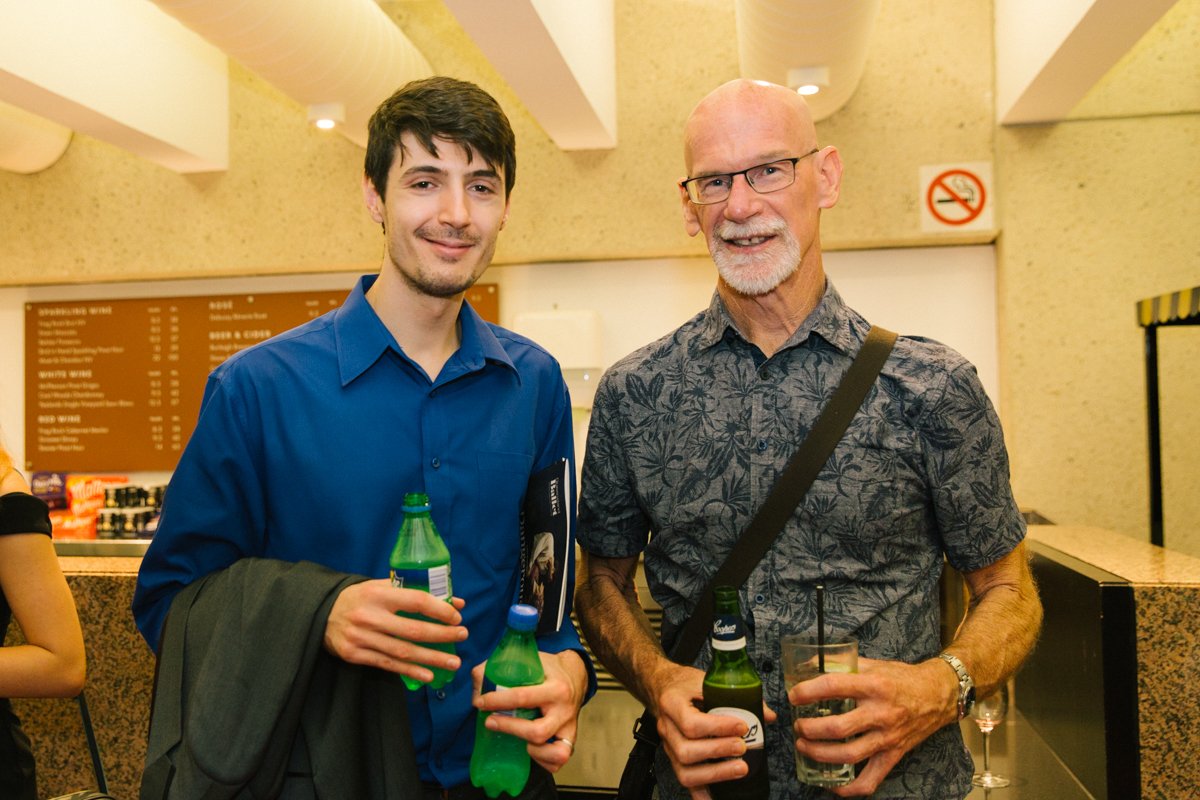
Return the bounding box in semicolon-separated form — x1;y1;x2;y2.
919;162;993;233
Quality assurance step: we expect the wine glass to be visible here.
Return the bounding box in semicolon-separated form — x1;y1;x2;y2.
971;684;1010;788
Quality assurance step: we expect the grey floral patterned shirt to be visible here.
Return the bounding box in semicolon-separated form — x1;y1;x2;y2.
578;282;1025;800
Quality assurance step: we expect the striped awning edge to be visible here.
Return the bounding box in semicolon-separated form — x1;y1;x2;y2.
1137;286;1200;327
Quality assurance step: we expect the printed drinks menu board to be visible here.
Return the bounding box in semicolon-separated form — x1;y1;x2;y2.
24;284;501;472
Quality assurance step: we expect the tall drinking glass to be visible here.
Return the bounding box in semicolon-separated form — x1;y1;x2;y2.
781;635;857;789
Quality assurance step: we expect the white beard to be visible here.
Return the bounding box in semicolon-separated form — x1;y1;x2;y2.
710;218;801;296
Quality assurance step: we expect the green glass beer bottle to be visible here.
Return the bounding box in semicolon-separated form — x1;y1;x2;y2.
703;585;770;800
470;604;545;798
389;492;456;691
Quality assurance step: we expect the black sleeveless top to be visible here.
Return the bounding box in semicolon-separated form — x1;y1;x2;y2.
0;491;53;800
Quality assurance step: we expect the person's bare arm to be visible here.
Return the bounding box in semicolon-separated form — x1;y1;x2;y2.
945;540;1043;698
575;552;754;798
574;553;660;703
0;468;86;699
790;541;1043;797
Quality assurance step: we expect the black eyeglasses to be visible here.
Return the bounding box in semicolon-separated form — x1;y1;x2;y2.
680;149;820;205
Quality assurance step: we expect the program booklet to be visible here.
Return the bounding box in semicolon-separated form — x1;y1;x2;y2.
519;458;571;635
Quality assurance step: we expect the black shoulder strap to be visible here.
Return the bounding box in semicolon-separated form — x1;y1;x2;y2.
667;325;897;663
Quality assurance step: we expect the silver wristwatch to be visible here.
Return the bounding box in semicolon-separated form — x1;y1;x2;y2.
938;652;976;719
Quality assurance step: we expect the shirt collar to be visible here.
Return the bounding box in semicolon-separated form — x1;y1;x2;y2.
697;279;860;357
443;297;517;383
335;275;516;386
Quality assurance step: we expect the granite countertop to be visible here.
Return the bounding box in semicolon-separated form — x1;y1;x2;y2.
57;554;143;575
55;527;1200;585
1026;524;1200;585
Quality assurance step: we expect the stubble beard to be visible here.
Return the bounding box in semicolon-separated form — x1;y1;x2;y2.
710;218;801;296
391;224;490;299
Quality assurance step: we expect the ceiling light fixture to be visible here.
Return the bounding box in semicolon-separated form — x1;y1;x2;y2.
307;102;345;130
787;66;830;96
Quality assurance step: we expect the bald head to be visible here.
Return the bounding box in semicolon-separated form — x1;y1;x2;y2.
683;79;818;173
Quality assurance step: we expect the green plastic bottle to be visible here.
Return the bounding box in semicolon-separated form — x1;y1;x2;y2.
703;586;769;800
389;492;456;691
469;604;545;798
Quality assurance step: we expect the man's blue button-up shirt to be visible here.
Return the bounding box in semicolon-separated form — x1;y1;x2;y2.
134;274;589;786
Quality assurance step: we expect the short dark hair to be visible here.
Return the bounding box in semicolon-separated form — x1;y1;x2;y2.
364;76;516;200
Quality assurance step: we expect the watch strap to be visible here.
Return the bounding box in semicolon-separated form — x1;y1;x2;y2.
938;652;975;719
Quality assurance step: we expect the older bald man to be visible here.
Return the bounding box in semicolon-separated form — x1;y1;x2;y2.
574;79;1042;800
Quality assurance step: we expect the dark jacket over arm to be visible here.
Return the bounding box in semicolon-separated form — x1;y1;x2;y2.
141;558;419;799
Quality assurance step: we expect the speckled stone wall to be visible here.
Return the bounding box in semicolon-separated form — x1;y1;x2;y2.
998;114;1200;555
997;0;1200;556
0;0;1000;282
0;4;1196;545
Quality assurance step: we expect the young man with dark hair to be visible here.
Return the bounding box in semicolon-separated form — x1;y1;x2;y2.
135;77;589;798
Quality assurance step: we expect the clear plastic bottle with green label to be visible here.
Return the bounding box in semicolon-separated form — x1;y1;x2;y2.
469;603;545;798
389;492;456;691
703;585;769;800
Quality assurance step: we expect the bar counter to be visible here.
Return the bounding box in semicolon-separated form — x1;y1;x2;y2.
9;526;1200;798
1024;525;1200;799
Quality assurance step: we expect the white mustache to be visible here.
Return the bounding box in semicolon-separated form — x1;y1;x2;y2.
714;219;787;242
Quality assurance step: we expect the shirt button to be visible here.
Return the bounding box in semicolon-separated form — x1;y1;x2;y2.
760;660;774;674
759;368;770;380
435;690;447;700
430;389;438;398
754;593;765;604
431;457;441;469
756;439;768;453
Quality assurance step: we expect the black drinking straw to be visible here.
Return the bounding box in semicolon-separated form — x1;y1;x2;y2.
815;582;826;672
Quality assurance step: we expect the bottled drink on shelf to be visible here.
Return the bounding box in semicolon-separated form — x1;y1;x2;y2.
470;604;545;798
703;585;770;800
389;492;456;690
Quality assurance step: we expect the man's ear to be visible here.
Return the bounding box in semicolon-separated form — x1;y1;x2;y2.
815;147;844;210
363;175;385;225
680;182;702;238
499;196;512;230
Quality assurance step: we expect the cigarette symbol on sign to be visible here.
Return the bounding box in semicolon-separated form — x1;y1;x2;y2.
936;176;976;206
926;169;986;226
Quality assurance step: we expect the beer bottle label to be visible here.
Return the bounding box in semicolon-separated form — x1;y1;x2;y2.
707;707;765;748
391;565;453;600
711;613;747;650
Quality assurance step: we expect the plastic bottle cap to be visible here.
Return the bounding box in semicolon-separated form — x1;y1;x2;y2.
402;492;431;512
508;603;540;631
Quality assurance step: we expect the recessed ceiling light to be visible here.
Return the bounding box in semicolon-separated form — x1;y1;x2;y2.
307;102;345;131
787;67;830;97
